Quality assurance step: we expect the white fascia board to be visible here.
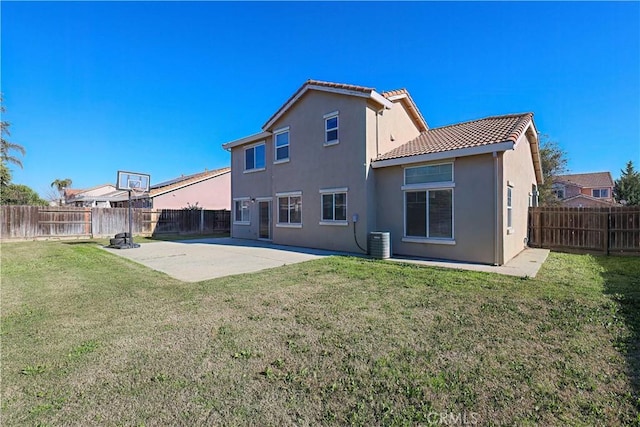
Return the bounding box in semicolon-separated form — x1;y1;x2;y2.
370;91;394;109
222;131;272;150
371;141;515;169
263;85;393;130
386;94;407;102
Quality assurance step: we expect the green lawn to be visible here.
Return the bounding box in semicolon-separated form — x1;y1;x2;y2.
1;241;639;426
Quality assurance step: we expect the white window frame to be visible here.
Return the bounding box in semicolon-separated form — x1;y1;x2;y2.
592;188;609;198
401;162;455;244
233;197;251;225
507;185;513;234
402;187;455;245
276;191;302;228
324;111;339;146
319;187;348;226
274;127;290;164
403;162;454;186
244;142;266;173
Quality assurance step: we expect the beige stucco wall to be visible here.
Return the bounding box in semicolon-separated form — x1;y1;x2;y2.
230;90;373;252
371;100;423;158
502;131;538;263
230;137;274;240
152;173;231;210
375;155;498;264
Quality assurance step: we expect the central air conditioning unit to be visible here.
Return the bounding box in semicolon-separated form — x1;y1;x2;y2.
368;231;391;259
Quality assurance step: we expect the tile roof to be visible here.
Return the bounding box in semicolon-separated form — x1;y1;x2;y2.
149;167;230;197
553;172;614;188
381;88;428;132
376;113;533;161
561;194;617;206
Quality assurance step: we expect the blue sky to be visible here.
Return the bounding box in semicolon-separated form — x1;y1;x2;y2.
2;1;639;199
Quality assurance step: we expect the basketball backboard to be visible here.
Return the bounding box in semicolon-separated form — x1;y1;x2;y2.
116;171;150;192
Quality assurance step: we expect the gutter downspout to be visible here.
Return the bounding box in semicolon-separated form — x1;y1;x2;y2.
494;151;500;266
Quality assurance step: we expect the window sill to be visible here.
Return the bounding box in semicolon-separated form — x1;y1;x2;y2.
243;168;265;174
234;221;250;226
402;237;456;245
401;182;455;191
507;227;514;235
319;221;348;226
324;140;339;147
274;158;290;165
276;223;302;229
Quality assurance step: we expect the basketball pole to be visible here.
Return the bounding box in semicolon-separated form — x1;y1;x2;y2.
128;189;133;246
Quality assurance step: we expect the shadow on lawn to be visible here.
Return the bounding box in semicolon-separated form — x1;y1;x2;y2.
597;256;640;405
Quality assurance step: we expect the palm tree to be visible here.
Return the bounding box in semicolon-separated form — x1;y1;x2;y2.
51;178;73;206
1;94;26;170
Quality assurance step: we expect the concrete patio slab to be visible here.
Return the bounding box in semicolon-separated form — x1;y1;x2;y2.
102;238;550;282
388;247;550;278
102;237;342;282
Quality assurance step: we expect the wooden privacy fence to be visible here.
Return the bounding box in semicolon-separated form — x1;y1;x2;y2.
528;206;640;255
0;206;230;240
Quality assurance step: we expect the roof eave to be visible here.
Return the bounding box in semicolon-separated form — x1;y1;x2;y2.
262;83;393;131
222;131;272;150
385;92;429;132
150;169;230;197
371;141;515;169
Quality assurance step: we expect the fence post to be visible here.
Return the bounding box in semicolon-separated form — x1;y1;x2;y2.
605;208;611;256
200;209;204;233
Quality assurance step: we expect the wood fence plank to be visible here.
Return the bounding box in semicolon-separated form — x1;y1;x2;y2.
1;206;230;240
528;206;639;255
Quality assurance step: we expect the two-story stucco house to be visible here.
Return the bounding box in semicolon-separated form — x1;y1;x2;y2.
552;172;616;207
222;80;543;265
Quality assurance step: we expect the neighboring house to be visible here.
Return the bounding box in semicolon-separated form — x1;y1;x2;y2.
222;79;543;265
65;184;118;207
552;172;616;207
112;167;231;210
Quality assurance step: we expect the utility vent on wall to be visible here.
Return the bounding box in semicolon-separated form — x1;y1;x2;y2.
368;232;391;259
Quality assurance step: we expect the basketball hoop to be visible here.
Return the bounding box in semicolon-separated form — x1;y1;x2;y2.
129;181;147;201
111;171;151;249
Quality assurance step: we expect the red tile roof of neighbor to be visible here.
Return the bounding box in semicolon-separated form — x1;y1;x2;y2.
553;172;614;188
376;113;534;161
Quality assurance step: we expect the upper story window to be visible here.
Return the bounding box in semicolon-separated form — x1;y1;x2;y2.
592;188;609;198
404;163;453;185
324;111;339;145
274;127;290;163
245;143;265;172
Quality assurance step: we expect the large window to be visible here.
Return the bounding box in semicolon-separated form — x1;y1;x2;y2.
234;199;250;224
274;128;289;162
245;143;265;171
321;191;347;222
277;193;302;226
403;163;454;242
405;190;453;239
592;188;609;198
324;112;339;145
